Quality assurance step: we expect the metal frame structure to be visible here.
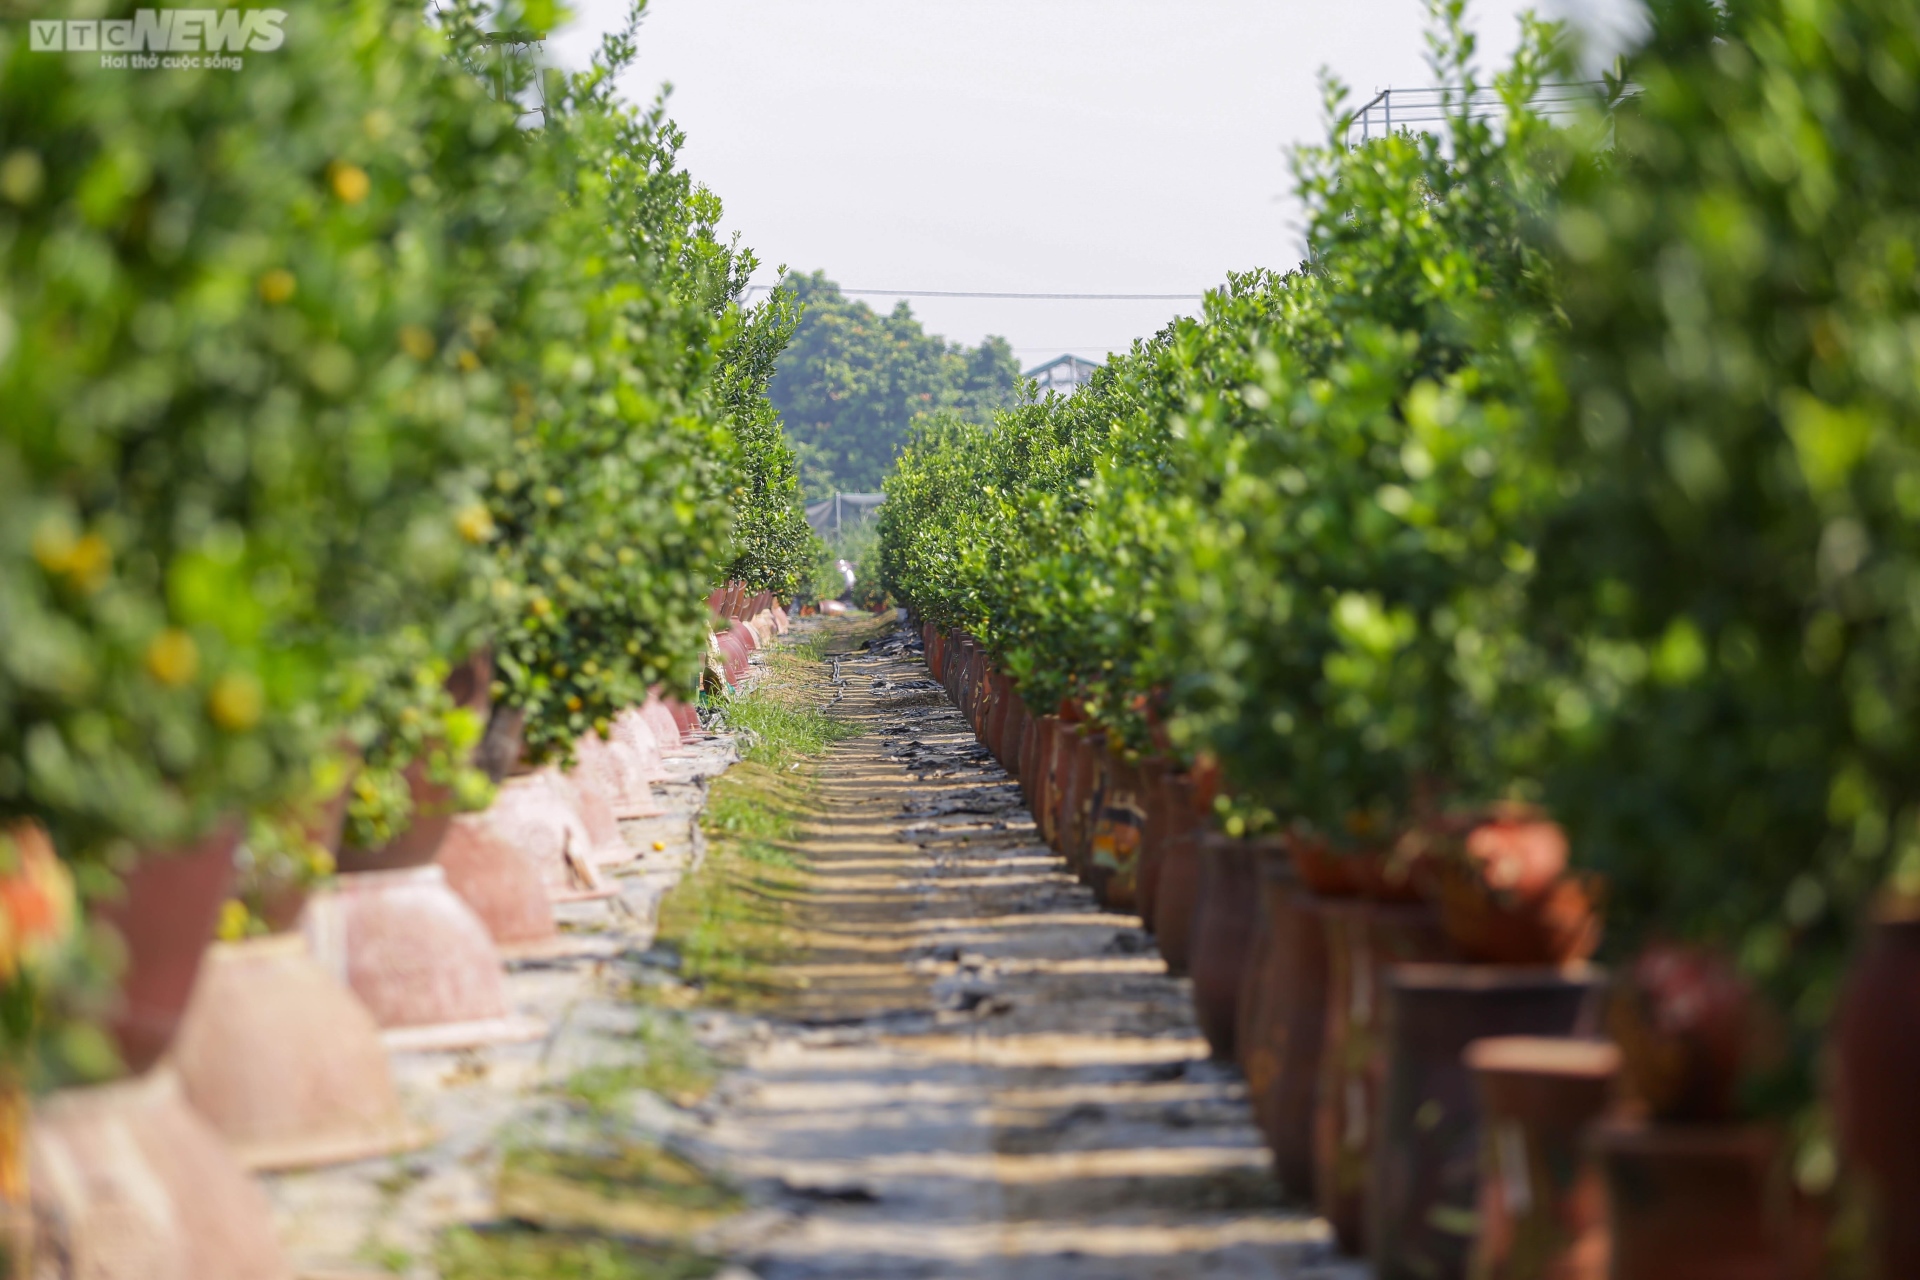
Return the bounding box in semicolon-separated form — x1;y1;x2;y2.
1347;81;1619;145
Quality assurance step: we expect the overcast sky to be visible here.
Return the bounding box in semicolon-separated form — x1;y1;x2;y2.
549;0;1642;371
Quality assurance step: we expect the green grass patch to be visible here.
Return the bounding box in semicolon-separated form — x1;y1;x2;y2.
562;1014;717;1113
437;1226;721;1280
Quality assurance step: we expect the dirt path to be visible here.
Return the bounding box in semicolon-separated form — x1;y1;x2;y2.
703;623;1358;1280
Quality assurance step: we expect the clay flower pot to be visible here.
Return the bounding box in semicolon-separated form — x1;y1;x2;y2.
1465;1036;1622;1280
612;707;670;781
1609;942;1757;1122
570;732;661;821
436;815;565;957
171;936;431;1170
1313;899;1454;1256
94;819;242;1074
444;645;493;718
301;866;543;1051
1032;716;1063;845
337;755;458;874
1290;829;1361;898
1238;855;1329;1199
1150;775;1208;974
1188;833;1271;1059
1016;701;1041;801
1833;909;1920;1280
1367;964;1607;1280
1432;815;1603;966
1134;758;1174;928
643;688;694;751
480;774;618;902
549;768;635;867
1590;1120;1790;1280
31;1067;293;1280
1087;753;1146;911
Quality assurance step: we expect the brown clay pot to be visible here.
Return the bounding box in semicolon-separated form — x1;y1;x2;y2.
1239;858;1329;1199
1151;775;1208;974
301;866;543;1050
1065;729;1108;879
1016;701;1041;800
171;936;429;1170
1368;964;1608;1280
1087;752;1146;911
1590;1121;1791;1280
1032;716;1062;846
714;628;750;686
1314;899;1454;1256
1609;942;1755;1122
1291;828;1362;897
31;1068;293;1280
1465;1036;1621;1280
1189;833;1272;1059
1433;817;1603;965
476;702;528;781
437;815;562;956
337;755;457;874
998;687;1027;779
94;819;242;1075
1833;910;1920;1280
1135;759;1174;929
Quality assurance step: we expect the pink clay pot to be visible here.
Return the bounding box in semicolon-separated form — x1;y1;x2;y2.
771;602;791;634
31;1067;292;1280
478;774;616;902
553;768;635;866
301;866;542;1051
337;755;457;873
611;707;670;782
95;818;243;1075
643;688;693;752
171;936;429;1170
571;732;661;820
665;694;700;741
437;815;562;955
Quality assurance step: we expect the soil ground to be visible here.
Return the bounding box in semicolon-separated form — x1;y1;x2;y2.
691;619;1357;1279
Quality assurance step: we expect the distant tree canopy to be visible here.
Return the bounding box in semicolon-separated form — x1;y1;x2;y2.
768;272;1022;492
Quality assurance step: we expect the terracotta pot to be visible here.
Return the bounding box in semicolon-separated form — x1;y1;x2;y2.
997;685;1027;778
480;773;618;903
436;815;562;956
337;755;457;874
1016;700;1040;800
31;1068;293;1280
611;707;670;783
1590;1121;1790;1280
1189;834;1272;1059
1239;861;1329;1199
714;628;750;686
1291;829;1362;897
1151;776;1208;974
555;769;634;867
1063;729;1107;878
1032;716;1062;845
1087;753;1146;911
1833;911;1920;1280
301;866;543;1051
94;819;242;1075
1465;1036;1621;1280
1433;817;1603;966
171;937;430;1170
1314;899;1454;1256
1609;942;1755;1122
771;602;791;634
1368;964;1608;1280
570;731;660;821
643;688;692;752
729;616;760;654
1135;759;1174;929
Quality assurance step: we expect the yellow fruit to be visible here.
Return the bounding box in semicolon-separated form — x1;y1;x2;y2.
651;840;666;852
565;695;583;712
529;596;553;618
456;349;480;372
208;672;265;732
143;630;200;687
258;269;297;304
63;533;110;593
455;504;495;544
217;899;253;943
399;325;436;361
329;162;370;204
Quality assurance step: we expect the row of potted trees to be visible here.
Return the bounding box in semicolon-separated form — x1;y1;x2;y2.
882;3;1920;1275
7;583;786;1277
930;622;1914;1280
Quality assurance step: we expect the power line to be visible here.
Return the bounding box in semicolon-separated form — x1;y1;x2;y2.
744;285;1203;301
